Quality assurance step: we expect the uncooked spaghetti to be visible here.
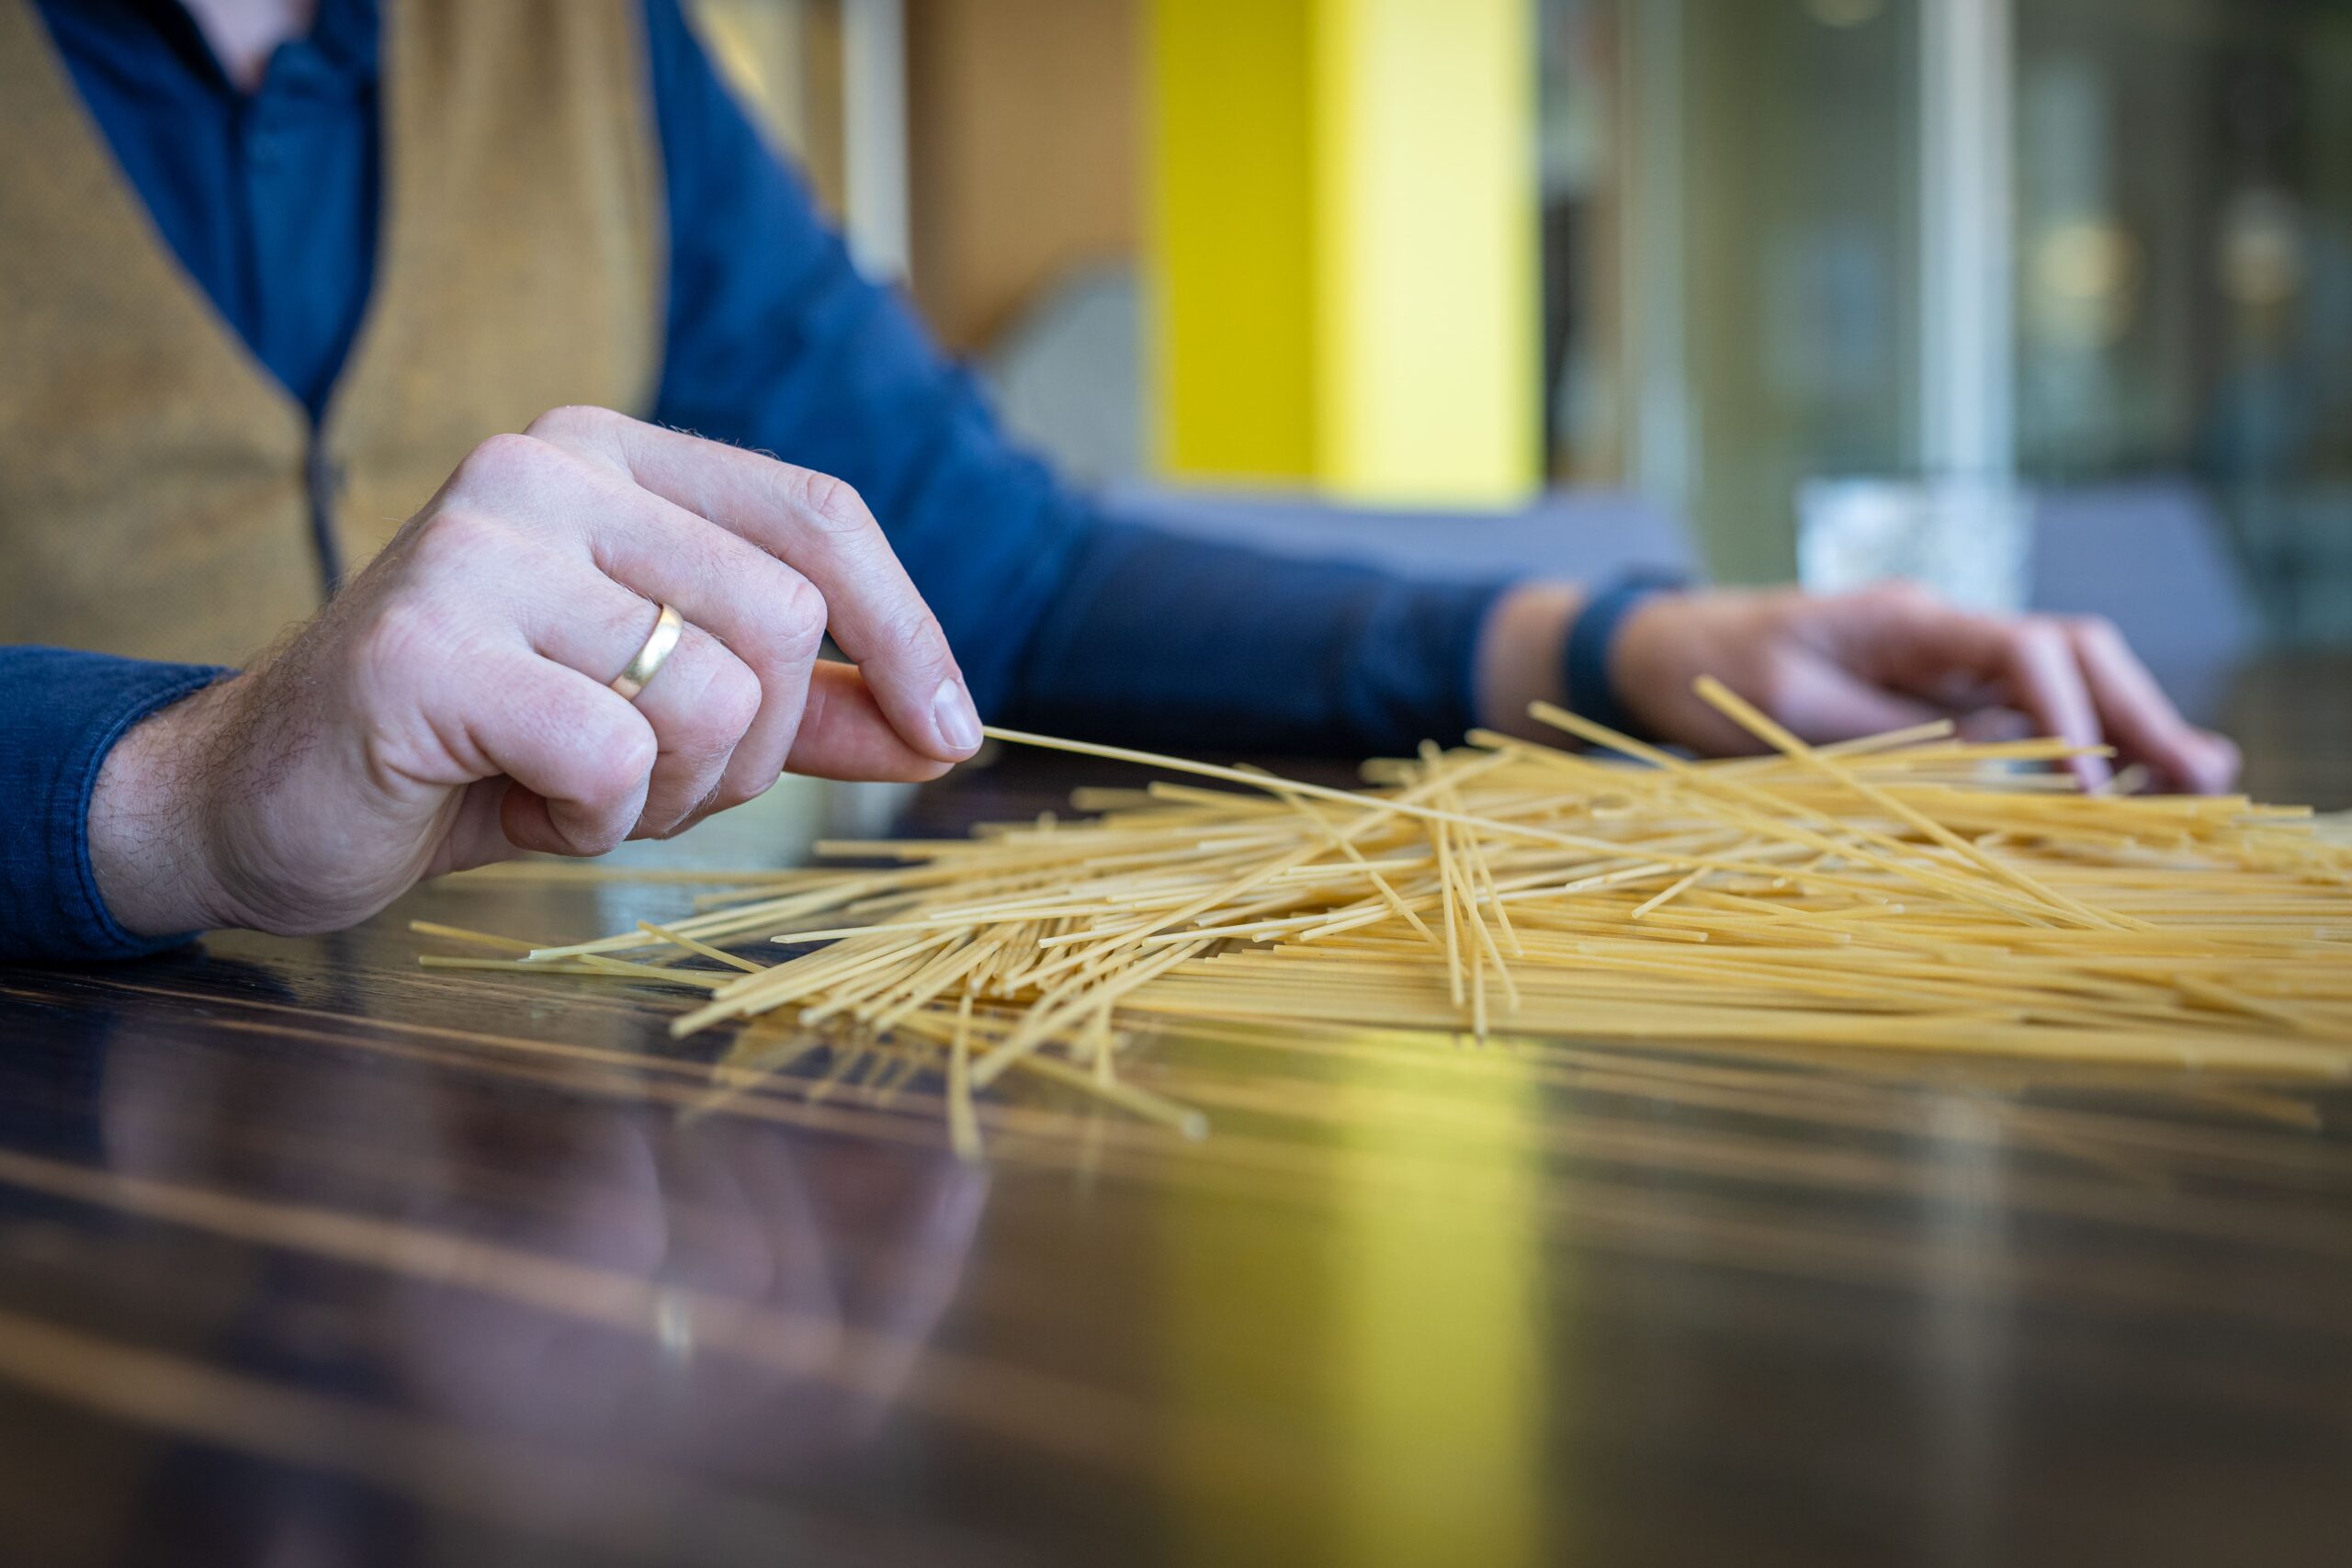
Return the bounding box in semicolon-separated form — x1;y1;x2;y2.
418;683;2352;1157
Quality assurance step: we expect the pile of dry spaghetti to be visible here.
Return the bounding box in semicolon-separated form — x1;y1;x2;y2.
419;680;2352;1156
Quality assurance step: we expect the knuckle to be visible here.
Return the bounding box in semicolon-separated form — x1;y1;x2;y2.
525;404;620;443
879;600;941;652
2068;613;2120;646
678;778;736;829
873;602;947;672
708;771;773;815
352;597;449;686
662;642;760;765
586;725;659;803
408;506;511;576
454;431;548;490
2016;618;2065;656
707;656;763;737
768;574;831;654
788;468;873;536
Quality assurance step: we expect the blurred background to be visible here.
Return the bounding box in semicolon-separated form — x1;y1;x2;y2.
681;0;2351;726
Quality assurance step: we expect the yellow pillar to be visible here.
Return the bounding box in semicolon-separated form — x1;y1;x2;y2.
1148;0;1540;508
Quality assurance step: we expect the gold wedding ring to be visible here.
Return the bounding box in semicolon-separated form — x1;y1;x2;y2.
610;602;685;702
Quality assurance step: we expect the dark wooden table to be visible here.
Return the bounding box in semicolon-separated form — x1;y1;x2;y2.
1;665;2347;1567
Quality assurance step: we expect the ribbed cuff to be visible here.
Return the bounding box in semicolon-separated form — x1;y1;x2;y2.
1561;572;1688;743
0;649;230;962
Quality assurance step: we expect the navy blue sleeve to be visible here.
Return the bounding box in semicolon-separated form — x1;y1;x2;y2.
0;649;225;963
640;0;1511;754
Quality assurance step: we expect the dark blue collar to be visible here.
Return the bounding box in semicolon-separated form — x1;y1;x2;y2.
50;0;379;98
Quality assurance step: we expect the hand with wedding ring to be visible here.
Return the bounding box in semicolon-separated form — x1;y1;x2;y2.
86;406;986;939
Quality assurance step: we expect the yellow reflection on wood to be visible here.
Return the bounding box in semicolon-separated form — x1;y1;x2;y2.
1330;1042;1544;1567
1162;1028;1547;1563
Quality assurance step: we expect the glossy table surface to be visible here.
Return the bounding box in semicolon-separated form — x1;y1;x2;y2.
1;662;2348;1567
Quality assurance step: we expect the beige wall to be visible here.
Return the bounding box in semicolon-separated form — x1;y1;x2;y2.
906;0;1140;353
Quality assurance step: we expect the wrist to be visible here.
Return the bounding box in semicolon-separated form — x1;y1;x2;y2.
89;680;240;939
1473;582;1586;737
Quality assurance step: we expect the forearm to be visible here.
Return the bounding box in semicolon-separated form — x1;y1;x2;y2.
992;522;1520;756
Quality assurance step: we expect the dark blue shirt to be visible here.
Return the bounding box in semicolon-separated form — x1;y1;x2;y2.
2;0;1507;960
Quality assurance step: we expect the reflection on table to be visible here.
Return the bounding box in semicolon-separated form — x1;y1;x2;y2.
0;655;2344;1566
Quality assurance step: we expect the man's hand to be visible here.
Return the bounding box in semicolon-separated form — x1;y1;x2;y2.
89;407;983;938
1478;579;2238;794
1610;582;2239;793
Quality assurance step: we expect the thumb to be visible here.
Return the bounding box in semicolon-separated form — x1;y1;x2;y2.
784;661;958;783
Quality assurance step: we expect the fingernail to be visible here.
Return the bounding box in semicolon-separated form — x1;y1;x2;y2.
933;679;982;756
